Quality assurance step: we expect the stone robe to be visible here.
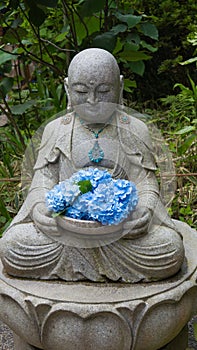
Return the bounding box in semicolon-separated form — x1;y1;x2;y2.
0;111;184;282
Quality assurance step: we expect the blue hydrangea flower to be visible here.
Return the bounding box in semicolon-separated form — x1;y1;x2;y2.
46;168;138;225
46;180;80;213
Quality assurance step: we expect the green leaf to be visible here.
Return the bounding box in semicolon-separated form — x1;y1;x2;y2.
180;57;197;65
111;24;127;35
178;133;196;155
55;32;68;43
10;100;36;115
8;0;19;9
34;0;58;8
140;22;158;40
11;17;23;28
140;40;158;52
193;323;197;341
124;41;139;52
175;126;196;135
0;2;6;10
119;50;151;61
52;211;65;218
173;83;190;93
80;0;106;17
115;12;142;28
2;27;27;44
0;51;18;65
113;37;123;55
0;77;14;96
0;198;11;220
123;78;137;92
28;5;46;27
74;15;100;45
128;61;145;76
127;33;140;45
0;216;7;224
92;32;117;53
77;180;92;194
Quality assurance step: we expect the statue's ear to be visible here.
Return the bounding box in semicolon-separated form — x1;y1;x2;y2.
119;75;124;105
64;77;72;111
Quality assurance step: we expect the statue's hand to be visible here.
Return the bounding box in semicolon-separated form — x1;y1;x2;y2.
32;202;59;236
123;207;151;239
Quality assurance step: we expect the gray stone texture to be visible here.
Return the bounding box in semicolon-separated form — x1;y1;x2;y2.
0;48;196;350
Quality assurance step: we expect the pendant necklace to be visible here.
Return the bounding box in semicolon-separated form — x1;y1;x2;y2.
79;118;110;163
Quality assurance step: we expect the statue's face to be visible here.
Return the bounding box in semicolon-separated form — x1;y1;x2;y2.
68;58;120;124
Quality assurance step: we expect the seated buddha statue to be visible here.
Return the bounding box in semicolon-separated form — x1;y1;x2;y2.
0;48;185;283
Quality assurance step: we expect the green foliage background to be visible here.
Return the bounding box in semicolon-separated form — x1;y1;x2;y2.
0;0;196;234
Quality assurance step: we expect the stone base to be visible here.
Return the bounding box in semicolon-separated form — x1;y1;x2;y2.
12;324;188;350
0;222;197;350
159;325;188;350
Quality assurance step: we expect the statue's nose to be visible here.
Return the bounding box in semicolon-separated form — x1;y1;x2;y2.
87;91;98;104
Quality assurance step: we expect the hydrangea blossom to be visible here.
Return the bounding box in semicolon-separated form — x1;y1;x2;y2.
46;168;138;225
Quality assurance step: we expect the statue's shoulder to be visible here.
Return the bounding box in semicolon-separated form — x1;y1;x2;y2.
41;113;74;142
44;112;73;132
118;110;153;150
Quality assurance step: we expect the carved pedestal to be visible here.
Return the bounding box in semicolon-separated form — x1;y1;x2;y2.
0;222;197;350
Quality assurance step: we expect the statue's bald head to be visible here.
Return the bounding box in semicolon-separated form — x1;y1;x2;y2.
68;48;120;91
66;49;121;122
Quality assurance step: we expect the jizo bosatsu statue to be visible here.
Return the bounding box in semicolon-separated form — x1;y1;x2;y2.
0;48;185;283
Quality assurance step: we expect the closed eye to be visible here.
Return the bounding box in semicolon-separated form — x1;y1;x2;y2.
97;84;111;93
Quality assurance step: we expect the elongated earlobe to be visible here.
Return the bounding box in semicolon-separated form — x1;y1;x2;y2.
119;75;124;105
64;77;72;111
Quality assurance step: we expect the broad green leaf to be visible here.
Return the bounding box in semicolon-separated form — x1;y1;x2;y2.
119;50;151;61
77;180;92;194
115;12;142;28
140;22;158;40
92;32;117;53
56;52;67;60
175;126;196;135
0;2;6;10
55;32;68;43
80;0;106;17
34;0;58;8
113;37;123;55
0;51;17;65
140;40;158;52
28;6;46;27
124;41;139;52
10;100;36;115
127;33;140;45
111;24;127;35
0;77;14;96
124;78;137;92
74;15;100;45
128;61;145;76
2;27;27;44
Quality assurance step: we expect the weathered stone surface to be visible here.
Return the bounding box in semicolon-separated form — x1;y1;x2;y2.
0;48;186;283
0;48;196;350
0;221;197;350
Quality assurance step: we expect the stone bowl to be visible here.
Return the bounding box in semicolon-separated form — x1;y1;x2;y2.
54;215;126;248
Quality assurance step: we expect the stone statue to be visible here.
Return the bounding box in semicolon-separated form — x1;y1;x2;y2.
0;48;185;283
